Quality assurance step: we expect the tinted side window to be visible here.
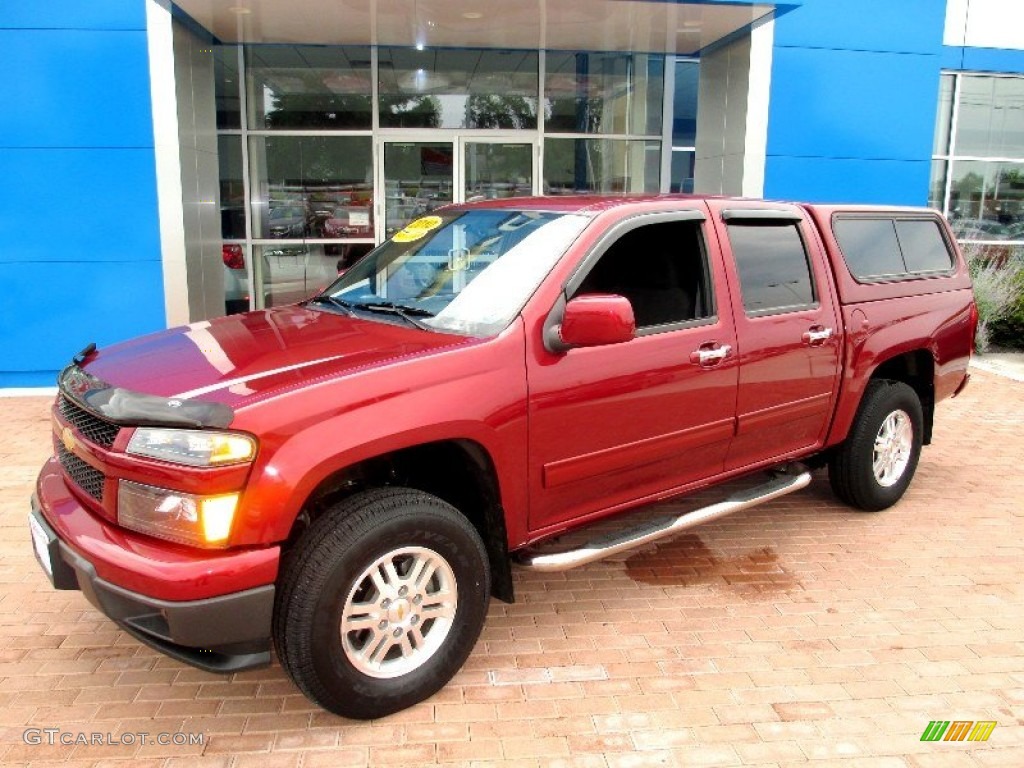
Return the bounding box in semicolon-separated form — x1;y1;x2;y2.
833;217;954;281
895;220;954;273
574;220;712;329
727;222;815;314
833;218;905;278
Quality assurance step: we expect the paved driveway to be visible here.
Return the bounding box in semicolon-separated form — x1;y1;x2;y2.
0;369;1021;767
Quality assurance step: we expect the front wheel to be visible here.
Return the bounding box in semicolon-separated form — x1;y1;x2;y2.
828;380;923;511
273;488;490;718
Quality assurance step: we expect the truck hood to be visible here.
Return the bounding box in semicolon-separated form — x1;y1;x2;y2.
78;306;479;410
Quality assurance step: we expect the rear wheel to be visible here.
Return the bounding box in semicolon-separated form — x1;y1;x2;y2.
273;488;490;718
829;380;923;511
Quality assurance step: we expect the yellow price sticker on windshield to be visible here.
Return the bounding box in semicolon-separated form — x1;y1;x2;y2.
393;215;443;243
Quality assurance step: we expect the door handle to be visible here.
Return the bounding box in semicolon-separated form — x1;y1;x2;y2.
802;327;833;346
690;344;731;366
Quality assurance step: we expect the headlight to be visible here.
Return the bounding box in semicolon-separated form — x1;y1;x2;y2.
126;428;256;467
118;480;238;547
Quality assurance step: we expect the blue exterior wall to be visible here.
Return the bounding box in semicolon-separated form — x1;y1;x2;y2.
763;0;947;206
0;1;164;387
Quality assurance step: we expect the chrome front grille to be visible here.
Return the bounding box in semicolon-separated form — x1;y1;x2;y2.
56;444;105;501
58;395;120;448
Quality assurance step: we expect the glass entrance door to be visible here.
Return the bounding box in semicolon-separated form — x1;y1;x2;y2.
381;142;455;239
380;138;536;240
462;140;534;202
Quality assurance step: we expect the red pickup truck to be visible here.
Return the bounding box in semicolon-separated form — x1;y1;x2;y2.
29;195;975;718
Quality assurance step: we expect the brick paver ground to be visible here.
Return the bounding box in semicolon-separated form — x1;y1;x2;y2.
0;369;1021;767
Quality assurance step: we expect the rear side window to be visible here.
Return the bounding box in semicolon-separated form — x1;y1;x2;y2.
895;220;953;273
833;217;953;280
726;222;815;315
831;219;904;278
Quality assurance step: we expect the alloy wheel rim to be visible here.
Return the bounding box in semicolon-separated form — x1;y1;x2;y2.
872;409;913;487
340;546;458;679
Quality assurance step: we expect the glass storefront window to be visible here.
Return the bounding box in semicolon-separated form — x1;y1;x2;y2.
214;45;674;319
378;48;539;129
247;46;373;129
933;74;954;157
544;138;660;194
249;136;374;240
219;135;245;240
947;160;1024;238
932;72;1024;250
254;244;346;308
956;75;1024;158
670;150;695;193
673;60;699;147
928;159;947;213
544;52;664;136
214;46;241;129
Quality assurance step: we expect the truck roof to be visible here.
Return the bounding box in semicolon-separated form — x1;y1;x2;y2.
449;194;940;217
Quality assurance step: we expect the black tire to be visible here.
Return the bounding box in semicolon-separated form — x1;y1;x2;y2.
273;487;490;719
829;380;924;511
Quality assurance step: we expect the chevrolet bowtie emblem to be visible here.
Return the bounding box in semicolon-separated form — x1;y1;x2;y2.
61;426;76;453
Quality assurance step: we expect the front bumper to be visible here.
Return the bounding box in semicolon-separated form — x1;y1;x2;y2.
30;469;278;673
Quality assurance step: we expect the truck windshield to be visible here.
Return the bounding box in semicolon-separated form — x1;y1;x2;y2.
315;209;590;336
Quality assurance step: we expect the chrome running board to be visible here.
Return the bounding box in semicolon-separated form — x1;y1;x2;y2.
515;466;812;572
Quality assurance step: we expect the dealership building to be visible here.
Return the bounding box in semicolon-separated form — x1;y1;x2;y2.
1;0;1022;387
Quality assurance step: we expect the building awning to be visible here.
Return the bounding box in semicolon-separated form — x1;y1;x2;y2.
172;0;787;55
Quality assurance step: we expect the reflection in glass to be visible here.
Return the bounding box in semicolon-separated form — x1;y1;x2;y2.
383;143;454;237
956;75;1024;158
222;244;249;315
321;210;590;336
254;244;344;308
464;143;533;201
545;52;664;136
378;48;538;129
544;139;660;194
219;135;245;239
246;45;372;129
728;223;815;313
947;160;1024;238
895;220;953;273
214;46;241;129
933;74;954;157
928;160;947;213
833;219;906;279
249;136;373;240
673;60;699;146
670;150;695;193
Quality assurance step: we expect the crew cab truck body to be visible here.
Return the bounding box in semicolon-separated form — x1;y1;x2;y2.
29;195;975;718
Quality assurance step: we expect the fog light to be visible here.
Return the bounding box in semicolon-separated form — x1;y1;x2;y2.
118;480;239;548
200;494;238;544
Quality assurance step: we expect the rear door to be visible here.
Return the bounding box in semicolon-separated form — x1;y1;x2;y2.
707;202;842;469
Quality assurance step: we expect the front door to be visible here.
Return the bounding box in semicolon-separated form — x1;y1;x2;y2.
526;210;739;534
379;137;536;241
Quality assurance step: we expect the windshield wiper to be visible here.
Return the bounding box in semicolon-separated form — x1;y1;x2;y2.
308;294;357;316
357;301;435;330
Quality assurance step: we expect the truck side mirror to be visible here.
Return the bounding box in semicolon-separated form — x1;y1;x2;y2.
557;294;636;349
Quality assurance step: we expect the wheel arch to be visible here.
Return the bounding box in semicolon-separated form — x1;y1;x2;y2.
868;350;935;444
285;438;515;603
829;347;936;448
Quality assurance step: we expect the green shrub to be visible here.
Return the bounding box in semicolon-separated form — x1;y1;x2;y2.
960;242;1024;352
